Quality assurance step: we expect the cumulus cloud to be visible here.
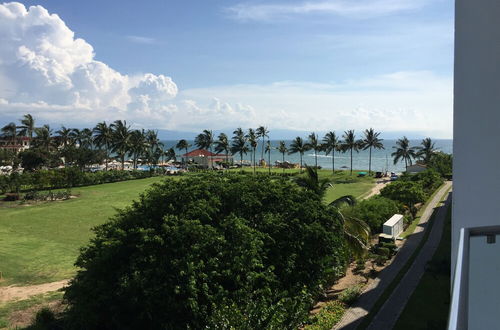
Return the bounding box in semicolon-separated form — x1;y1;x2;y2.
0;2;177;124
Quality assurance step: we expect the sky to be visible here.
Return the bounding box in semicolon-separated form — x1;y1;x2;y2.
0;0;454;138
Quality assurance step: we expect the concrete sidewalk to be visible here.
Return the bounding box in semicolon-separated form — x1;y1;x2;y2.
334;181;452;330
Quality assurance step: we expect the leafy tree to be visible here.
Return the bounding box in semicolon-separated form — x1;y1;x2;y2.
416;137;437;164
19;149;48;171
345;196;402;233
176;139;191;166
322;131;341;173
277;140;288;174
305;132;321;169
361;128;384;175
341;130;362;175
380;181;426;216
427;152;452;178
289;136;308;172
256;126;269;163
392;136;417;170
63;174;348;329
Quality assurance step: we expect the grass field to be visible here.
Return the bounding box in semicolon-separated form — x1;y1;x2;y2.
0;177;164;286
0;170;374;287
393;206;451;330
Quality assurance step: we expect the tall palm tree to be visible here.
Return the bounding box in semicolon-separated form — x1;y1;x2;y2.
341;130;361;175
392;136;417;170
56;126;73;148
93;122;112;170
80;128;93;149
34;125;53;152
176;139;191;167
231;128;249;167
305;132;321;169
128;129;147;169
289;136;308;172
322;131;341;174
214;133;231;165
194;130;214;169
19;114;35;146
165;148;176;162
416;137;436;164
246;128;258;174
361;128;384;175
256;126;269;164
110;120;131;170
277;140;288;174
265;140;272;174
1;122;17;146
145;130;161;168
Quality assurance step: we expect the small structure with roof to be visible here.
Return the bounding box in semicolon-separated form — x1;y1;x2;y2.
382;214;404;239
406;163;427;174
182;149;232;168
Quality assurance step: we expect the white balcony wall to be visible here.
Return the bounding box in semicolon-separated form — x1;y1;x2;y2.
453;0;500;272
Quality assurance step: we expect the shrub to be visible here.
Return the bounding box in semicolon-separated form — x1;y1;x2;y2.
411;169;444;195
305;301;346;330
338;285;363;305
4;192;20;201
380;242;397;254
380;181;426;208
375;255;388;266
346;196;402;233
63;174;348;329
354;259;366;273
376;247;391;257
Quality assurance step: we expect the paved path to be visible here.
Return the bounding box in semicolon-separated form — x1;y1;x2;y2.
334;181;452;330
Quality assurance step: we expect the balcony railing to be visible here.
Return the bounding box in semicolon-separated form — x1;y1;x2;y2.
448;226;500;330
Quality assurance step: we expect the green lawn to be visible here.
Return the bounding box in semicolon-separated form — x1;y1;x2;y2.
0;177;164;286
0;170;375;287
394;206;451;330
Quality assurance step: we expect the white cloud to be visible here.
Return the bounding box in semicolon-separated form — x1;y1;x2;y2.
0;2;176;124
126;35;157;44
226;0;433;22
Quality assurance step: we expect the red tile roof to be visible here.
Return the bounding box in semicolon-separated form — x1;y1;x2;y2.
182;149;218;157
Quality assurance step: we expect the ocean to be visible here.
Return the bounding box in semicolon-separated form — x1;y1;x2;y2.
160;139;452;173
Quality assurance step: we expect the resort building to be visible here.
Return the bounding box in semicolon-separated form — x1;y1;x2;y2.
0;136;30;153
449;0;500;328
181;149;232;168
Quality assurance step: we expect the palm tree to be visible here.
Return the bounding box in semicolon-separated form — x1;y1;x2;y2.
246;128;258;174
176;139;191;166
145;130;160;168
322;131;341;174
392;136;417;170
295;165;332;197
110;120;131;170
277;140;288;174
214;133;231;166
19;114;35;146
194;130;214;168
289;136;308;172
34;125;53;152
265;140;272;174
128;129;147;169
305;132;321;169
416;137;436;164
56;126;73;148
341;130;361;175
1;122;17;146
165;147;176;162
361;128;384;175
256;126;269;164
93;122;112;170
80;128;93;149
231;128;249;168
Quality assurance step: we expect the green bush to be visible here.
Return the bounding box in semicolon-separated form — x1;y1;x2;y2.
380;242;397;254
345;196;402;233
411;169;443;195
380;181;426;208
63;174;348;329
338;285;363;305
306;301;346;330
376;247;391;257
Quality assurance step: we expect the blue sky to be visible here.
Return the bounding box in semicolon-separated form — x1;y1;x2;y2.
0;0;454;137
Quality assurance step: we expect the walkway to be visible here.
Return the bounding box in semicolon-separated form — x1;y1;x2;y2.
334;181;452;329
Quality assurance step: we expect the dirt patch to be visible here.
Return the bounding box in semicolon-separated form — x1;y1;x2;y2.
0;280;69;303
7;299;65;329
363;178;391;200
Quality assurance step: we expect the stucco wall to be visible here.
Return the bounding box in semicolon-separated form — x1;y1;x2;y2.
453;0;500;271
